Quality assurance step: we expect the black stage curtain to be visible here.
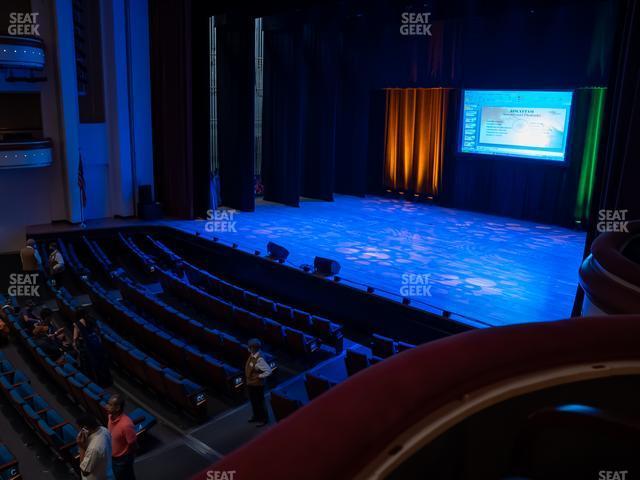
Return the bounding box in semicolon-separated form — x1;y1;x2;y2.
300;23;339;201
148;1;211;218
262;16;304;207
334;16;370;197
216;15;256;212
573;0;640;315
592;0;640;225
149;0;194;218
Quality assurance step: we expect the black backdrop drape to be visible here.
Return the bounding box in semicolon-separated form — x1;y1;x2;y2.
216;15;256;212
262;15;304;207
300;22;339;201
149;1;211;219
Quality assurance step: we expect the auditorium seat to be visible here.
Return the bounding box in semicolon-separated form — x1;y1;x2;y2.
128;407;156;435
0;443;20;480
35;420;79;459
284;328;318;355
262;318;286;347
274;303;293;323
233;307;264;333
0;370;29;393
311;316;344;352
345;350;370;377
371;334;396;358
2;295;159;437
128;349;150;382
304;373;335;400
144;359;169;395
242;290;259;311
291;309;312;331
270;391;303;422
396;341;416;352
163;373;208;418
256;297;276;316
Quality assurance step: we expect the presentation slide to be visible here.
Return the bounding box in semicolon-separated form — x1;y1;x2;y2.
459;90;573;161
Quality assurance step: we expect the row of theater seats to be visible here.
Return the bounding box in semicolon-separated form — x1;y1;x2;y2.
143;235;345;352
0;443;20;480
118;233;155;273
113;274;277;370
100;321;208;418
0;351;80;464
270;339;418;422
81;236;114;275
86;278;245;395
157;268;319;356
2;297;156;436
117;235;321;357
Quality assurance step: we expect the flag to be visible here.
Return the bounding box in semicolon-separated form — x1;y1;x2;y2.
78;153;87;208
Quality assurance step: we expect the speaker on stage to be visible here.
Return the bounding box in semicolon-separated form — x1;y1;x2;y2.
137;184;163;220
138;185;153;204
314;256;341;276
267;242;289;263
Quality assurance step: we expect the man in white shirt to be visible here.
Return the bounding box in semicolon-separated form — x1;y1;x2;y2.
77;415;115;480
245;338;273;427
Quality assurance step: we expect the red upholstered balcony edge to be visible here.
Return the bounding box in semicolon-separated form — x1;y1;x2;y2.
192;315;640;480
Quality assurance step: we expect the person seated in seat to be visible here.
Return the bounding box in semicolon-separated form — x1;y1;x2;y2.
0;305;10;345
32;308;67;362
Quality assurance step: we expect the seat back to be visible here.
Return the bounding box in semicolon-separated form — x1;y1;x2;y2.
371;333;396;358
270;392;303;422
346;350;370;376
304;374;334;400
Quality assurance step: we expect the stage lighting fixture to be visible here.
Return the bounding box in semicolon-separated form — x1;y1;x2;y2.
333;276;341;282
367;286;375;294
402;297;411;305
254;250;260;255
195;231;200;237
232;243;238;249
213;237;219;242
302;265;311;273
314;256;341;276
267;242;289;263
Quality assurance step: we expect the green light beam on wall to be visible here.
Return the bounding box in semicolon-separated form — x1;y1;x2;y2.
575;88;606;223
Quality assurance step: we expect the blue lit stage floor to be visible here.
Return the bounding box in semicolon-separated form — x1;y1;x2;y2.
172;195;586;327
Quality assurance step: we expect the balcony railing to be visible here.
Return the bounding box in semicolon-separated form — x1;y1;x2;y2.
0;138;52;169
0;35;45;70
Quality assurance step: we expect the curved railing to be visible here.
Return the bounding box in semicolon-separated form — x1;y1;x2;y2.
0;35;45;69
579;220;640;314
0;138;52;169
192;314;640;480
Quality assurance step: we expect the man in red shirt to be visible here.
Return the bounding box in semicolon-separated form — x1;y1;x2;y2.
106;394;137;480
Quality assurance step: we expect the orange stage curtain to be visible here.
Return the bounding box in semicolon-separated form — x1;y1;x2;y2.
384;88;450;196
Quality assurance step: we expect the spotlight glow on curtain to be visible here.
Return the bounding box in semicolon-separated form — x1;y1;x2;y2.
384;88;450;196
574;87;606;222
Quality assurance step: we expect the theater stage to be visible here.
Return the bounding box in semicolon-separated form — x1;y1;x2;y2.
168;195;586;327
